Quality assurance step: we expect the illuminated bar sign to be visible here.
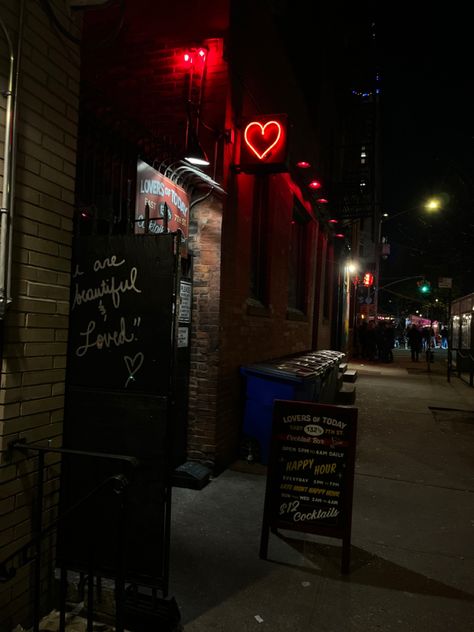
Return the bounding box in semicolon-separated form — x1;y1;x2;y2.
135;159;190;254
239;114;289;173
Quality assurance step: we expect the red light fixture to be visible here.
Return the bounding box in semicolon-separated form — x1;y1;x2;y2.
328;218;338;224
308;180;322;190
183;47;207;66
317;198;328;204
335;233;345;239
296;161;311;168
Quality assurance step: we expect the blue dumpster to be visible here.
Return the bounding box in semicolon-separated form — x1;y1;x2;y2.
241;357;332;464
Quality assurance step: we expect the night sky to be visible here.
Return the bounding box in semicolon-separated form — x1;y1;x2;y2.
279;2;472;305
378;8;473;297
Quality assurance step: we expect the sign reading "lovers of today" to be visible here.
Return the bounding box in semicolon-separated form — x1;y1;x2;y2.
135;159;190;254
260;399;357;573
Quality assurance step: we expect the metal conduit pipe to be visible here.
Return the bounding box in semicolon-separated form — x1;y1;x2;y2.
0;1;24;319
6;0;25;305
0;16;14;319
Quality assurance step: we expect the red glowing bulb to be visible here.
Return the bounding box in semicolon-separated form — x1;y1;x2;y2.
296;161;311;168
328;219;338;224
317;198;328;204
183;52;193;64
309;180;322;190
335;233;345;238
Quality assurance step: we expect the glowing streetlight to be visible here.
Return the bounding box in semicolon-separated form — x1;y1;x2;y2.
346;261;358;275
424;197;442;213
382;197;443;222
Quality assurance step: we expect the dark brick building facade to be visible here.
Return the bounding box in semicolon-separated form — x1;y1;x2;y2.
0;1;370;626
76;0;344;470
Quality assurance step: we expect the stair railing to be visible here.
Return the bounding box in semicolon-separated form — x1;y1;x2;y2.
1;439;139;632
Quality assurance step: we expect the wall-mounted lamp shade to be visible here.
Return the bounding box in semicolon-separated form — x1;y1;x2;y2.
184;129;210;166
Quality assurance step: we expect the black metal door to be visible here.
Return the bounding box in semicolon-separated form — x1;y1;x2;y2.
59;232;180;588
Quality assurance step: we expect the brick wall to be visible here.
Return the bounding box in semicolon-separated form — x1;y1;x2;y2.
186;194;223;464
216;169;320;468
0;1;81;628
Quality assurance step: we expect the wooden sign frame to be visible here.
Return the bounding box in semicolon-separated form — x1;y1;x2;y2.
260;399;358;573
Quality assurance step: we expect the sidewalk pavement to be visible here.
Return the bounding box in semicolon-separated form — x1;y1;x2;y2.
170;348;474;631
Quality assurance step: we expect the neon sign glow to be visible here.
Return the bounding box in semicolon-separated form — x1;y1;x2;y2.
243;120;283;161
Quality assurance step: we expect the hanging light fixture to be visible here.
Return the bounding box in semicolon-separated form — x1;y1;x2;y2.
183;44;210;167
184;126;210;166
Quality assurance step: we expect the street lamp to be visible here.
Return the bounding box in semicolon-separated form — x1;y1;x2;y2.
424;197;442;212
382;197;443;222
375;197;444;318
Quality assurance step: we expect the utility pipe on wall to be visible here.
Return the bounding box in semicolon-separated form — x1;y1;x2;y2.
7;1;25;305
0;16;15;318
0;0;24;319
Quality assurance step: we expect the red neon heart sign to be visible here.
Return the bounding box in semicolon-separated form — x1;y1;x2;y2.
244;120;282;160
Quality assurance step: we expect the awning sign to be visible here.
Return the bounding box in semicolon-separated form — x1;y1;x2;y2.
135;159;190;253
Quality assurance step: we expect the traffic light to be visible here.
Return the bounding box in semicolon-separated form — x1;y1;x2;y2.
362;272;374;287
417;279;431;294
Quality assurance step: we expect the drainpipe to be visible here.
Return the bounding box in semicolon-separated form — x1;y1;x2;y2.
0;0;24;319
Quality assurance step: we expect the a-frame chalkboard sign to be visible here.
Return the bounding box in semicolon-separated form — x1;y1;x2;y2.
260;400;358;573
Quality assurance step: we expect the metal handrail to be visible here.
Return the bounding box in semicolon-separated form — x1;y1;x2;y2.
2;440;140;632
0;471;129;581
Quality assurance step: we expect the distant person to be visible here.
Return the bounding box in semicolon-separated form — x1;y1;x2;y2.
365;321;377;360
421;327;430;351
355;321;368;358
385;323;395;362
429;326;436;348
407;324;422;362
441;326;449;349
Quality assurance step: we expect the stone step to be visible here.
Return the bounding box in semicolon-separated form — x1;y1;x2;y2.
336;383;356;405
338;362;348;373
342;369;358;383
337;373;344;389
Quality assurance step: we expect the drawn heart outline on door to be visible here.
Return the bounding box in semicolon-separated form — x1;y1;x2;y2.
124;352;144;388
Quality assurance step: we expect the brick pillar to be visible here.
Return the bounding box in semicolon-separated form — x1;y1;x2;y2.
186;194;223;467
